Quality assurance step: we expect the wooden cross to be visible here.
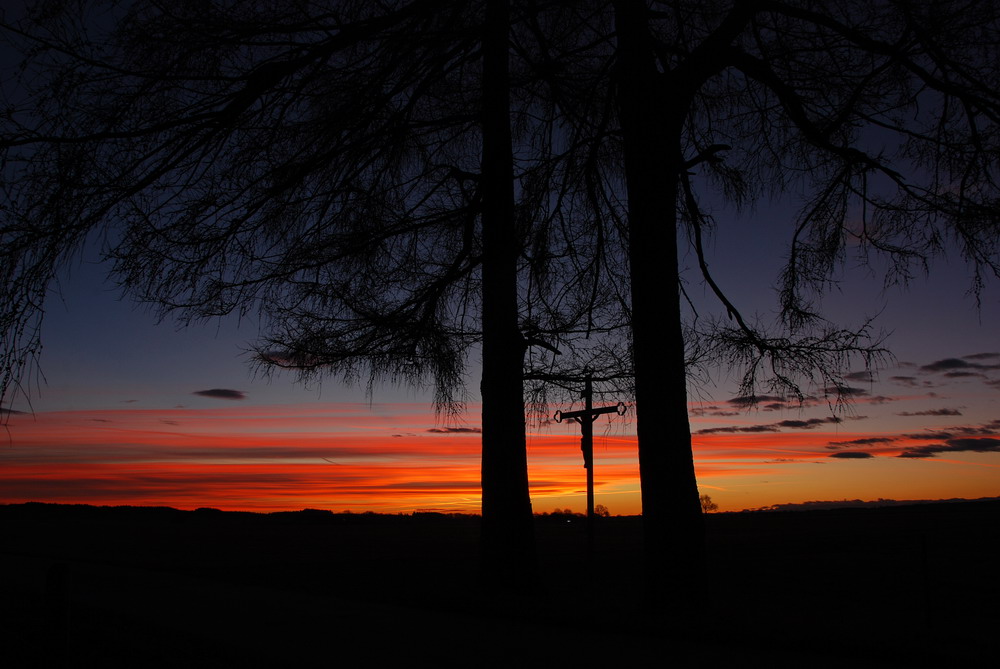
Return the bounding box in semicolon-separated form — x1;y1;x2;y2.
553;374;626;547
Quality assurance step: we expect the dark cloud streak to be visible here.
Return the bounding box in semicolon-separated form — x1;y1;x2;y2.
898;437;1000;458
921;357;1000;373
823;385;868;397
697;416;844;435
726;395;787;407
193;389;246;400
827;437;895;448
963;352;1000;360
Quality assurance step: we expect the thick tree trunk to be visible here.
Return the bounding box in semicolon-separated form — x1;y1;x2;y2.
613;0;705;612
479;0;535;587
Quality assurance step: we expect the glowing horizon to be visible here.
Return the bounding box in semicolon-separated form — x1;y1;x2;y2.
4;380;998;514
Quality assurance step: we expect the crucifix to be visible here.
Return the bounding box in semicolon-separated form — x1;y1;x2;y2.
553;374;626;547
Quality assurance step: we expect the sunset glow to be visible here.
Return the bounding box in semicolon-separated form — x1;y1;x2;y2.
5;354;999;514
1;180;996;517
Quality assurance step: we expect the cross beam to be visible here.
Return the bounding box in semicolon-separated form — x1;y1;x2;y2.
553;403;625;423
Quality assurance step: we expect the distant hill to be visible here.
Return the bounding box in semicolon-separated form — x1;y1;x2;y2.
4;497;1000;520
747;495;1000;512
0;501;479;524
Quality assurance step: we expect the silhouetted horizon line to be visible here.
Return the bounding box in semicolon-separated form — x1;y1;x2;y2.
3;495;999;518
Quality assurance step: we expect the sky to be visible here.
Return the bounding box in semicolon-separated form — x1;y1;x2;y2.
1;3;998;516
2;213;999;515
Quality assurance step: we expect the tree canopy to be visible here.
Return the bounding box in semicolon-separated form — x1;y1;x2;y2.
4;0;1000;602
1;0;621;402
520;0;1000;608
1;0;587;583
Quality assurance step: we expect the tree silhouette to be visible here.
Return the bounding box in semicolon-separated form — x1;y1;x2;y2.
5;0;1000;608
699;495;718;514
619;0;1000;609
518;0;1000;614
0;0;606;584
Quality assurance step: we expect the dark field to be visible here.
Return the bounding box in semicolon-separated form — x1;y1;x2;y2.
2;500;998;667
